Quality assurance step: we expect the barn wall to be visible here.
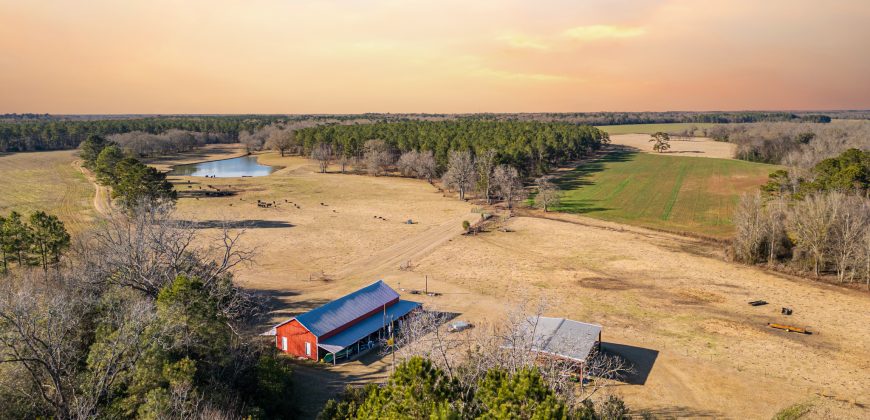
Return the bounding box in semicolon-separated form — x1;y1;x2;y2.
275;320;318;360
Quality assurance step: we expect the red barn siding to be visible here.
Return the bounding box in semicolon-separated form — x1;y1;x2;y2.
275;319;318;360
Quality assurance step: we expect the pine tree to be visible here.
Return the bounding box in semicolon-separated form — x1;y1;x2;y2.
0;211;31;266
28;211;70;271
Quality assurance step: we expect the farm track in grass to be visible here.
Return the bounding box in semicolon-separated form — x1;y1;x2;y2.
0;150;96;233
552;148;776;238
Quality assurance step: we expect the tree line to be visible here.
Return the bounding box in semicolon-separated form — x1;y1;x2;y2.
0;204;296;419
295;120;609;174
1;111;845;154
0;115;287;153
708;120;870;165
79;135;177;209
733;148;870;286
0;210;70;272
107;130;232;158
474;111;832;125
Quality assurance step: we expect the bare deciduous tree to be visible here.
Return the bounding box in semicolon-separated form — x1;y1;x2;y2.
416;151;438;183
786;192;842;276
830;194;869;283
733;192;766;263
534;176;560;212
311;142;332;173
397;150;438;183
397;150;421;177
442;150;476;201
0;274;86;419
265;128;296;157
494;164;524;209
83;203;259;320
363;139;394;176
476;149;498;204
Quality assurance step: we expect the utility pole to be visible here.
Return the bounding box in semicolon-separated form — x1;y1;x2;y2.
425;275;428;295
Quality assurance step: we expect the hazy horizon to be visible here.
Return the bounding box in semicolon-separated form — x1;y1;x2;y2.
2;0;869;114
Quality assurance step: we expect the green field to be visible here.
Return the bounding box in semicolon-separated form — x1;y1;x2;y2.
553;150;776;237
0;150;96;233
596;123;717;135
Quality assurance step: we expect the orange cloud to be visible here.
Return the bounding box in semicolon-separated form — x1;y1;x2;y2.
562;25;646;41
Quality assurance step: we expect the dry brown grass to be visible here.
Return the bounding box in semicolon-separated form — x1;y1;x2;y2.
4;147;867;418
609;133;737;159
156;151;869;418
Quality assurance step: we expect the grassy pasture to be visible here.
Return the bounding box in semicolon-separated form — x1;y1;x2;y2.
552;150;775;237
0;150;96;233
596;122;716;135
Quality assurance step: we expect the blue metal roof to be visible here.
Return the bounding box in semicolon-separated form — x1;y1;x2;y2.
318;300;421;353
294;280;400;337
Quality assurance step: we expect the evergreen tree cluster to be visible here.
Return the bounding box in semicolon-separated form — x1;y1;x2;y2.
296;120;609;174
319;357;630;420
80;135;177;209
762;148;870;198
0;210;70;272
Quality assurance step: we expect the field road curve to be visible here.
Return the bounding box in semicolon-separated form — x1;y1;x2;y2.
75;160;113;217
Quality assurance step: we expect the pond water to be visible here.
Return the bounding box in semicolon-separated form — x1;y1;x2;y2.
169;155;278;177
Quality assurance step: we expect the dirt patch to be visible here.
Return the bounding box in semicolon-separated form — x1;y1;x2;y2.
672;288;725;305
701;319;768;339
576;276;635;290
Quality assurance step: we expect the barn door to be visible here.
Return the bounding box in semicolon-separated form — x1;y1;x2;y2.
282;337;288;352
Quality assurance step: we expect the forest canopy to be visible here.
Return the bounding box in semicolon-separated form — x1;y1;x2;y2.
295;120;609;173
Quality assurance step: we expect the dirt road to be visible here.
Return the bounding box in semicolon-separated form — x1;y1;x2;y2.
75;161;112;217
333;212;479;280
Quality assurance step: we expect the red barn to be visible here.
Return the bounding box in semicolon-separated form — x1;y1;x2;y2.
264;280;420;363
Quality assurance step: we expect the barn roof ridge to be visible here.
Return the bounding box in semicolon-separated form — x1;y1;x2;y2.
267;279;401;337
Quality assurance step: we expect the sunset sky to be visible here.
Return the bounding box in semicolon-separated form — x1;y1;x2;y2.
1;0;869;114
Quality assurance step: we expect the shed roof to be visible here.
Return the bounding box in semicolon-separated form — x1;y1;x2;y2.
318;300;420;353
272;280;400;337
520;316;602;362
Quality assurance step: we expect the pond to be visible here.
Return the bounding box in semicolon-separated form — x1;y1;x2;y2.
169;155;278;178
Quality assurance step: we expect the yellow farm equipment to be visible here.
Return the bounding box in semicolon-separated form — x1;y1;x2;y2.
767;323;810;334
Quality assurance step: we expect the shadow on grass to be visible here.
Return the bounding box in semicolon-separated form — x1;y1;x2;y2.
247;289;331;328
555;148;637;190
601;342;659;386
183;219;295;229
288;357;391;419
553;148;637;214
640;406;722;418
